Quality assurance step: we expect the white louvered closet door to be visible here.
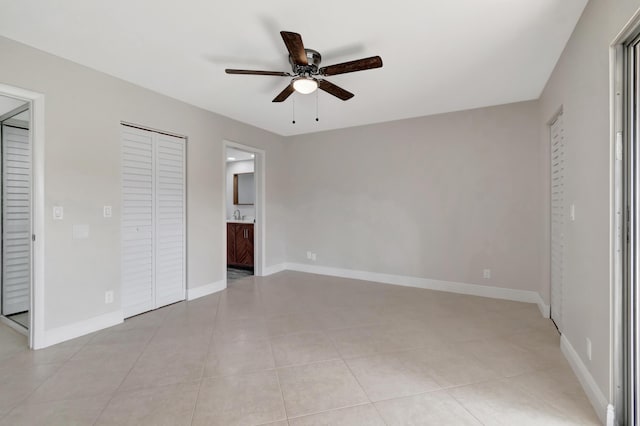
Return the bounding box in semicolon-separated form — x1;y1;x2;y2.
122;127;155;317
154;134;185;307
2;125;31;316
121;126;185;318
550;113;565;332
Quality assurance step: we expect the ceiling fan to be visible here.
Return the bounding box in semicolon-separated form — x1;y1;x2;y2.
225;31;383;102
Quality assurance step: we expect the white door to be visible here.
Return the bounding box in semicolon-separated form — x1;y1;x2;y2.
121;126;185;318
122;127;155;318
550;113;565;332
154;134;186;307
2;125;31;315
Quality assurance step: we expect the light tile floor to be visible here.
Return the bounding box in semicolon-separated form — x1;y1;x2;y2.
0;271;600;425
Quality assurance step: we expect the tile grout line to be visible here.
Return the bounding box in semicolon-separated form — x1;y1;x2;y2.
270;341;290;423
89;321;165;426
0;336;89;421
340;352;389;425
257;275;290;423
285;401;374;423
444;387;487;425
189;291;223;426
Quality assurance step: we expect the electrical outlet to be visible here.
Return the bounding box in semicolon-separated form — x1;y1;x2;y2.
103;205;112;218
307;251;312;259
483;269;491;279
311;253;317;261
586;338;592;361
105;290;114;304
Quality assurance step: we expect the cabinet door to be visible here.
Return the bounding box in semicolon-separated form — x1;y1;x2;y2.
235;224;254;266
245;225;254;266
227;223;237;264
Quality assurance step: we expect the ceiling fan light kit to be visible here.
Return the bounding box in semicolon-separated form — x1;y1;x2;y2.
225;31;383;103
292;77;318;94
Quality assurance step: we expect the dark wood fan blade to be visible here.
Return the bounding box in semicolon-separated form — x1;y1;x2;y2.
318;79;354;101
226;69;290;76
272;84;295;102
319;56;383;76
280;31;308;66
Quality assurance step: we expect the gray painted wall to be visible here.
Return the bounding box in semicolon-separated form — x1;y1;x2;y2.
538;0;640;402
0;36;287;330
285;101;543;293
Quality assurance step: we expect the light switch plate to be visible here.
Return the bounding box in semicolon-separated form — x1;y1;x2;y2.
103;205;112;218
53;206;63;220
72;224;90;240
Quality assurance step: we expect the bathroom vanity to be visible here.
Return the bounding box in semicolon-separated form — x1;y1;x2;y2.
227;221;254;268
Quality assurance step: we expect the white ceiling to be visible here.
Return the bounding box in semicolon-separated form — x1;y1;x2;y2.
226;147;255;163
0;1;587;136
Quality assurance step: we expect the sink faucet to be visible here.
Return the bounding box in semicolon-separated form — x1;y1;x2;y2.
233;209;241;220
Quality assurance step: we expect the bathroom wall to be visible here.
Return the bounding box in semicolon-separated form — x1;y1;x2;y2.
226;159;255;220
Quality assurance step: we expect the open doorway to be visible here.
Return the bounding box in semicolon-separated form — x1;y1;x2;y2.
225;146;256;281
223;141;265;284
0;96;31;335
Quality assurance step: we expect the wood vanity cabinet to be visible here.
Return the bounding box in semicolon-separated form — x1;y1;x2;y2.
227;223;254;268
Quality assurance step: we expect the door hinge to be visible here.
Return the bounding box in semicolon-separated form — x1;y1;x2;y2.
32;234;35;242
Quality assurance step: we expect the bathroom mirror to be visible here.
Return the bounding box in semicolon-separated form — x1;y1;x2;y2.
234;172;255;205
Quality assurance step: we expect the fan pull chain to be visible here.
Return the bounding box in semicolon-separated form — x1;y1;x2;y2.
292;96;296;124
315;90;319;122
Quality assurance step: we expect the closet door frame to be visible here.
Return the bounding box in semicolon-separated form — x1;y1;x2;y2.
0;84;45;350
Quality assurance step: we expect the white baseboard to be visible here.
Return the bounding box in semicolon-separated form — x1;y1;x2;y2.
284;263;543;305
262;263;286;276
187;280;226;301
606;404;615;426
536;294;550;318
40;310;123;349
560;335;608;425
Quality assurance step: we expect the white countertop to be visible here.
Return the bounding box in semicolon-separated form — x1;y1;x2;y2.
226;220;255;224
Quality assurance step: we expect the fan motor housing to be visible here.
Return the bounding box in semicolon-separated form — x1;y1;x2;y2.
290;49;322;75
